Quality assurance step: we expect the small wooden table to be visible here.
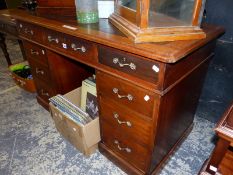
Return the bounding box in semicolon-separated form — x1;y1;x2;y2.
0;11;26;66
201;103;233;175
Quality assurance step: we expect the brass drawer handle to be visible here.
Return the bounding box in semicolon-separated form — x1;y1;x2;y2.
113;57;136;70
113;88;133;101
71;43;86;53
113;113;132;127
41;89;49;97
114;140;131;153
24;28;34;35
48;35;59;43
36;68;44;75
30;49;39;55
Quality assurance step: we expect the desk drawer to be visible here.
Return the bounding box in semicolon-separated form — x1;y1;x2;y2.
98;45;160;84
24;41;48;65
96;71;156;117
17;21;44;42
100;100;152;147
66;35;96;62
101;122;150;171
29;59;51;82
45;29;66;50
34;78;55;103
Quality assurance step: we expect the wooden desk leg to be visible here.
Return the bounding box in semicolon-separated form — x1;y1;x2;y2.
206;138;230;174
0;33;12;66
18;39;27;61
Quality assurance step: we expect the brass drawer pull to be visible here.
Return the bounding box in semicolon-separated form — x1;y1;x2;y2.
113;113;132;127
36;68;44;75
30;49;39;55
24;28;34;35
41;89;49;97
113;57;136;70
113;88;133;101
114;140;131;153
47;35;59;43
71;43;86;53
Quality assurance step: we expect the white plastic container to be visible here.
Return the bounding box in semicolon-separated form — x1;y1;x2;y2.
98;1;114;18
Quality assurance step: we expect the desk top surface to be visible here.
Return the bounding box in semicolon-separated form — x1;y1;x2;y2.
1;9;224;63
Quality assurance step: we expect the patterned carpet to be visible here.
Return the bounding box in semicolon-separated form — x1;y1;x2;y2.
0;39;217;175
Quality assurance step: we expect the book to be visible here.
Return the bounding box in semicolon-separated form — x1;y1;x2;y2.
49;94;92;125
81;76;99;119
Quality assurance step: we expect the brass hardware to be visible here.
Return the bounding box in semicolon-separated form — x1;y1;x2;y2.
30;49;39;55
113;88;133;101
71;43;86;53
113;57;136;70
113;113;132;127
41;89;49;97
36;68;44;75
47;35;59;43
24;28;34;35
114;140;131;153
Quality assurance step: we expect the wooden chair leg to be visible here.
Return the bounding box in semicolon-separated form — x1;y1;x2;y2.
0;33;12;66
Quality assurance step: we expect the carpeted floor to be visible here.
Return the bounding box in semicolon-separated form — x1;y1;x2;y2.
0;39;217;175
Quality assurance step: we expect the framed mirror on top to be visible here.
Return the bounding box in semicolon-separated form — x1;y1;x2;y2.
110;0;207;43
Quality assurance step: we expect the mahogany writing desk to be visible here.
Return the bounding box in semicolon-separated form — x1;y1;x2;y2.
0;10;26;66
8;9;224;174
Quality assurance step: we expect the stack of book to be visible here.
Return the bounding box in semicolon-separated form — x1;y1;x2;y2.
49;75;98;125
49;94;92;125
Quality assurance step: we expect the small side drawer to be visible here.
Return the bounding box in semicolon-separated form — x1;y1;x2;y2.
23;41;47;65
98;45;160;84
100;100;152;147
101;122;150;171
17;21;44;42
96;71;157;117
34;78;55;103
29;59;51;82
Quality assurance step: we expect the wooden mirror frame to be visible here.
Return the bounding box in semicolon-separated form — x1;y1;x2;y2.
110;0;206;43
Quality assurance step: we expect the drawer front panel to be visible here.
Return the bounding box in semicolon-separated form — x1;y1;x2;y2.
98;45;160;83
17;21;44;42
66;35;96;62
45;29;66;50
29;59;51;82
97;71;156;117
100;99;152;147
101;122;149;171
34;78;55;102
23;41;48;65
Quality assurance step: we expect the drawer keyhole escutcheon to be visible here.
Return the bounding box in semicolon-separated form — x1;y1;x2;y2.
41;89;49;97
113;113;132;127
113;88;133;101
36;68;44;75
113;57;136;70
114;140;131;153
48;36;59;43
71;43;86;53
30;49;39;55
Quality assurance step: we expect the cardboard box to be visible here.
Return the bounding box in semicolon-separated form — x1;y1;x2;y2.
49;87;100;156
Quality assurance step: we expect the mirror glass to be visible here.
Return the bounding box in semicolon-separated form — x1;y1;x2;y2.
118;0;137;10
149;0;196;27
